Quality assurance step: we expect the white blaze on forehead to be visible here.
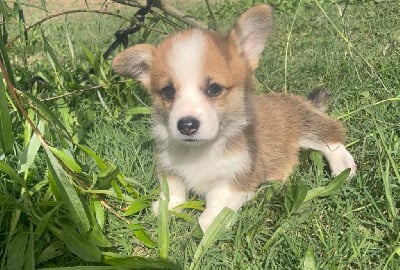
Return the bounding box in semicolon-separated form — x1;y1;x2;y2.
165;30;219;142
167;30;205;86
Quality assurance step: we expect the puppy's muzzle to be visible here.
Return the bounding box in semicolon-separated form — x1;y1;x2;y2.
177;116;200;136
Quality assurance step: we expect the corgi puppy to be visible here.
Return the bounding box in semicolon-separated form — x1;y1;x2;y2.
112;5;356;232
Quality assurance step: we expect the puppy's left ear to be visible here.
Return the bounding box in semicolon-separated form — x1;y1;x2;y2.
112;44;155;89
229;5;273;70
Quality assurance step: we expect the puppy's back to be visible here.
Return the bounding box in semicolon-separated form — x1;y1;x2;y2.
244;93;345;187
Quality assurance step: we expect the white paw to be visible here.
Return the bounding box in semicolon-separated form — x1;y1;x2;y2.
199;209;219;233
328;144;357;178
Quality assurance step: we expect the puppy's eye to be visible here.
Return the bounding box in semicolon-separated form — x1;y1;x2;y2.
206;83;223;97
160;85;175;100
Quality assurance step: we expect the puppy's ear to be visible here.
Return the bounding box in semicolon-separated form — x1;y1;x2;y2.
229;5;273;70
112;44;155;89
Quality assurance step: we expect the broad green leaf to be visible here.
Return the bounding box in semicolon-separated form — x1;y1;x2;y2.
189;208;235;270
130;224;157;248
23;225;35;270
285;179;308;214
111;179;123;199
0;193;19;208
87;209;112;248
19;120;45;173
42;30;63;74
0;160;25;186
303;246;317;270
88;225;112;248
158;176;170;260
173;200;205;211
0;76;13;154
36;241;64;265
97;163;120;189
34;204;62;236
168;210;195;222
90;198;105;230
304;169;350;202
62;225;101;262
102;252;177;269
45;148;90;233
124;199;148;216
49;146;82;173
6;229;28;270
56;98;75;136
20;91;71;139
117;176;140;198
78;144;107;171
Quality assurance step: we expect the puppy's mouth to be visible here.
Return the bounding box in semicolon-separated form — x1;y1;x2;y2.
179;137;208;146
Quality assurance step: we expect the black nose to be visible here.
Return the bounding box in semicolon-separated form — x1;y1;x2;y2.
177;117;200;136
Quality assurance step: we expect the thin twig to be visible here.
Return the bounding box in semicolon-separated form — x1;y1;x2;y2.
6;10;132;47
284;3;300;92
38;82;125;102
113;0;206;29
101;199;132;223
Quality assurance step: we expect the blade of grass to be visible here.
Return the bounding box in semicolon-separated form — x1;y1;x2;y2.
189;208;235;270
376;127;398;220
303;246;317;270
0;74;13;154
304;169;350;202
64;16;75;62
19;120;45;173
158;176;169;260
377;127;400;184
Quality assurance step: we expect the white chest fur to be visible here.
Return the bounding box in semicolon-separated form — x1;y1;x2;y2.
158;141;251;194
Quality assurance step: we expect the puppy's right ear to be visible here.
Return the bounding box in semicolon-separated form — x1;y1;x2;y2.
112;44;155;89
229;5;273;70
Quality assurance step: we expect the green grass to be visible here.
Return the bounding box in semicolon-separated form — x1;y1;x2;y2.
1;0;399;269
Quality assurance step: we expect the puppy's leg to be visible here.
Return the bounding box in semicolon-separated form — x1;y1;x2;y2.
320;142;356;177
199;181;254;233
299;116;356;177
152;175;187;214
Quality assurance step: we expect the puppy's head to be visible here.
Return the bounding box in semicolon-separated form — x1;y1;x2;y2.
112;5;273;144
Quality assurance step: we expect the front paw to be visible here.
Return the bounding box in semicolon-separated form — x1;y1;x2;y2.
330;146;357;178
198;210;215;233
199;208;227;233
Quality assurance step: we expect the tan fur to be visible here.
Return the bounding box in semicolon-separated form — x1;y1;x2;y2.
112;5;356;232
